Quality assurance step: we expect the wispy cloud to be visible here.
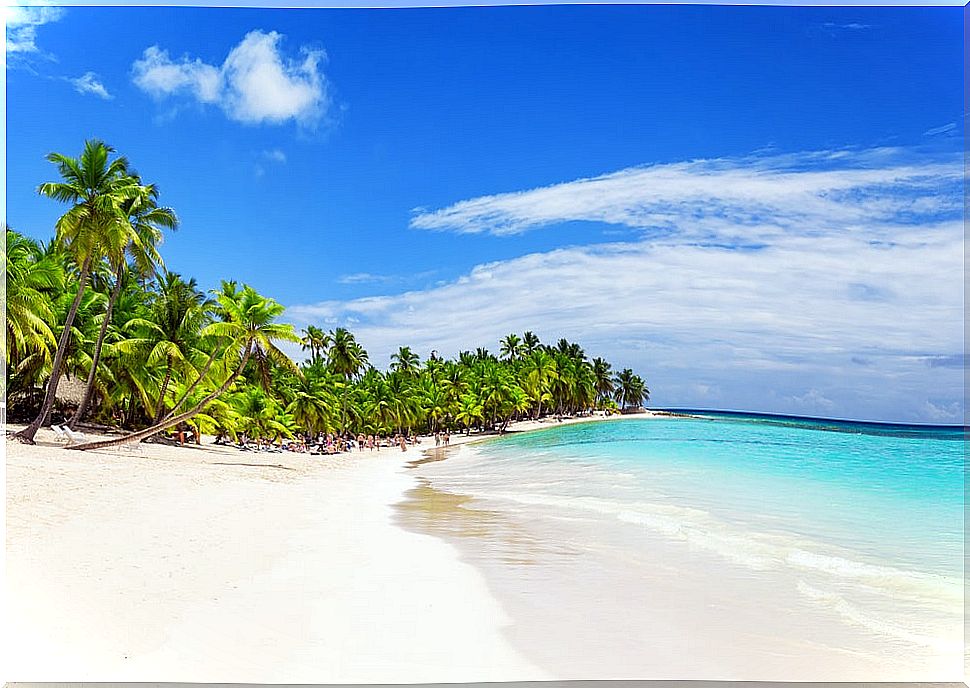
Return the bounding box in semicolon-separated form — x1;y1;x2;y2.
337;270;438;286
70;72;112;100
822;22;871;31
925;354;966;369
411;148;961;238
923;122;957;137
787;388;835;412
338;272;396;285
921;400;963;424
292;147;963;423
4;4;63;57
132;30;329;127
262;148;287;163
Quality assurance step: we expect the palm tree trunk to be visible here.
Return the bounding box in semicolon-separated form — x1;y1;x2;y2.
67;343;252;451
15;255;93;444
71;264;124;429
152;357;173;423
161;345;225;422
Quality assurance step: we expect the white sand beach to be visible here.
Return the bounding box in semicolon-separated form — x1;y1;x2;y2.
5;411;962;682
6;420;610;682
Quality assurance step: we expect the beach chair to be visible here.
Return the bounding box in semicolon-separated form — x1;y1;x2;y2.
51;425;69;443
122;439;143;453
62;427;87;445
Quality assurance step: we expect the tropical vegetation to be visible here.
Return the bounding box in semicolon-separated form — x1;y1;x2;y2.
5;140;650;451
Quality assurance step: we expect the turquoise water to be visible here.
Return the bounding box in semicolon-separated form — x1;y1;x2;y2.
421;414;964;651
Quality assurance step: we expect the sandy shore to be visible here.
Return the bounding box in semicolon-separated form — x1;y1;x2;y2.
6;416;630;682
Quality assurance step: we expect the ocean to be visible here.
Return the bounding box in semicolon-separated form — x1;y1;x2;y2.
401;412;965;679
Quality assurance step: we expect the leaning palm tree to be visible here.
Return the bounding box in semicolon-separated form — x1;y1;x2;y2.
69;285;299;450
72;184;177;428
115;272;211;424
15;140;141;443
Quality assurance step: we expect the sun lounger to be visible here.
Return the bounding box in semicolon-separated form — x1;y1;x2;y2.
51;425;70;443
62;427;87;445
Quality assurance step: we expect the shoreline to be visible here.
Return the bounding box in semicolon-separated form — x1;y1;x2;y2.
6;419;595;682
395;415;964;681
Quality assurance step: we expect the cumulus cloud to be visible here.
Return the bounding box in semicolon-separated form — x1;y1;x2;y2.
70;72;112;99
132;30;328;126
4;4;63;55
291;147;964;423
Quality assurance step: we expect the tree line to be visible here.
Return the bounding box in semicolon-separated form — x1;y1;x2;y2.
5;140;650;450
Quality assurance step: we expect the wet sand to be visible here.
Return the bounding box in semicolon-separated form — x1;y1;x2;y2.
396;440;963;681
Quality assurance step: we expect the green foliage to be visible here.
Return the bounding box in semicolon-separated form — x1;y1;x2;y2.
6;142;651;442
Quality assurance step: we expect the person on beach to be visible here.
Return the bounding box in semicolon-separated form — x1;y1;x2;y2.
435;432;441;447
443;432;450;446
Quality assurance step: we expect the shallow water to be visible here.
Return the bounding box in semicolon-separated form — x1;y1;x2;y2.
400;415;965;679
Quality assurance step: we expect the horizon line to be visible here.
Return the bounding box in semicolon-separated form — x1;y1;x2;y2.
651;407;968;429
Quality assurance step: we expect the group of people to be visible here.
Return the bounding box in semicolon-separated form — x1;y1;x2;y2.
274;431;430;454
211;429;455;455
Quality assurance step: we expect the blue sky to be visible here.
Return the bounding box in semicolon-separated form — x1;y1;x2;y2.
5;4;964;423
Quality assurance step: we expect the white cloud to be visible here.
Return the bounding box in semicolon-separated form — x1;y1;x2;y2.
132;45;221;103
338;272;395;285
921;400;964;424
411;148;961;238
4;4;63;55
923;122;957;137
70;72;112;99
786;388;836;412
822;22;871;31
132;30;328;126
263;148;287;163
290;147;964;424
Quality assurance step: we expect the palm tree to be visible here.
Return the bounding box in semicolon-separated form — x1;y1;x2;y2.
390;346;420;376
521;349;557;419
282;370;338;435
614;369;649;411
72;184;177;428
592;357;614;406
327;327;368;432
117;272;211;424
499;333;522;362
69;285;299;450
4;228;64;368
15;139;141;443
522;331;541;355
327;327;367;379
300;325;328;364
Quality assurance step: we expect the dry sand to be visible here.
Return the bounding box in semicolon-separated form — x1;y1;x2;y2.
6;419;623;682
